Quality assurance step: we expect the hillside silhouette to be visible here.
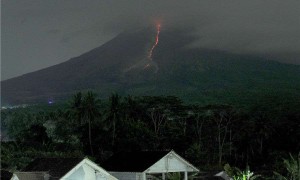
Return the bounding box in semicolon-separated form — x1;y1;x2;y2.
2;27;300;105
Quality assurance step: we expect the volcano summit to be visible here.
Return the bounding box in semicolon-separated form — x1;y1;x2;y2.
1;26;300;105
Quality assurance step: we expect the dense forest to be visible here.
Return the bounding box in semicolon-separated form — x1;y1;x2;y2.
1;91;300;179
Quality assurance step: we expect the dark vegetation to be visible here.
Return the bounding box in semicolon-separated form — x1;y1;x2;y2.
1;91;299;179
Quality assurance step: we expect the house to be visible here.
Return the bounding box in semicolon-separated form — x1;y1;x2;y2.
11;157;117;180
101;150;199;180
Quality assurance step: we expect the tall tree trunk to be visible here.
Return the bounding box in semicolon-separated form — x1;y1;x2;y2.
218;124;222;166
183;118;187;136
229;128;232;157
112;113;116;146
196;114;205;147
88;120;94;155
297;153;300;180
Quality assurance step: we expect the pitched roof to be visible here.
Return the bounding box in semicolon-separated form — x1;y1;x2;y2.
61;158;118;180
22;158;83;179
13;172;47;180
102;151;170;172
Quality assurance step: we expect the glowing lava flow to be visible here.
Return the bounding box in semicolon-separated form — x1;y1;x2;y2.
148;24;161;59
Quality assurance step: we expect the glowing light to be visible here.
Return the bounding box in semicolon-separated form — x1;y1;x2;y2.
144;64;150;69
148;23;161;59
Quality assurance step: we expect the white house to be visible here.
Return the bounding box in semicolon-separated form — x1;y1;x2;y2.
11;157;117;180
102;150;199;180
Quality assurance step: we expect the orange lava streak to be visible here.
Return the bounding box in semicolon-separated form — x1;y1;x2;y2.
148;24;161;59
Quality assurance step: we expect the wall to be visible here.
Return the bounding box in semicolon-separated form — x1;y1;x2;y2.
110;172;142;180
147;153;195;173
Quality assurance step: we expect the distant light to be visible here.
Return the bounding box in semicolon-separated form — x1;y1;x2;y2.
48;100;54;104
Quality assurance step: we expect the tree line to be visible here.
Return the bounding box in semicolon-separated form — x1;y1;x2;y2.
1;91;299;178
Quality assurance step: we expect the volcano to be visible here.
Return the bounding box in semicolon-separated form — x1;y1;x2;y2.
1;27;300;105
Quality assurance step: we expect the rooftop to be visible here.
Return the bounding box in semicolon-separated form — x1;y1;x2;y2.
22;158;83;179
102;151;170;172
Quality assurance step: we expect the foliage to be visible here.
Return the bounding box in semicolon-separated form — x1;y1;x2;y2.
1;141;83;171
1;91;300;179
185;143;204;167
274;153;300;180
68;91;101;155
224;164;261;180
166;172;181;180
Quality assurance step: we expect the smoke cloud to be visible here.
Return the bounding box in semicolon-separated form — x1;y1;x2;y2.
2;0;300;80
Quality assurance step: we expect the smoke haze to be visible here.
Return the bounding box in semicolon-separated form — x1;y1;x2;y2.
2;0;300;80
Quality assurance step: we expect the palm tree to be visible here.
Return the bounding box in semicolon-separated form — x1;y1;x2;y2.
69;92;83;124
123;95;140;121
274;152;300;180
107;93;121;146
81;91;101;156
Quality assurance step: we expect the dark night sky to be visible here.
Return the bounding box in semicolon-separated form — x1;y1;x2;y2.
2;0;300;80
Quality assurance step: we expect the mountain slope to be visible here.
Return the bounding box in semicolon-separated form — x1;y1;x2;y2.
1;27;300;105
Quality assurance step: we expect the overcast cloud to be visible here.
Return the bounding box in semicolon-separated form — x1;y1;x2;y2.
2;0;300;80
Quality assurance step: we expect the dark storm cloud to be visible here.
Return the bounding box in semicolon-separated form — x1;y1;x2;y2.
2;0;300;80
